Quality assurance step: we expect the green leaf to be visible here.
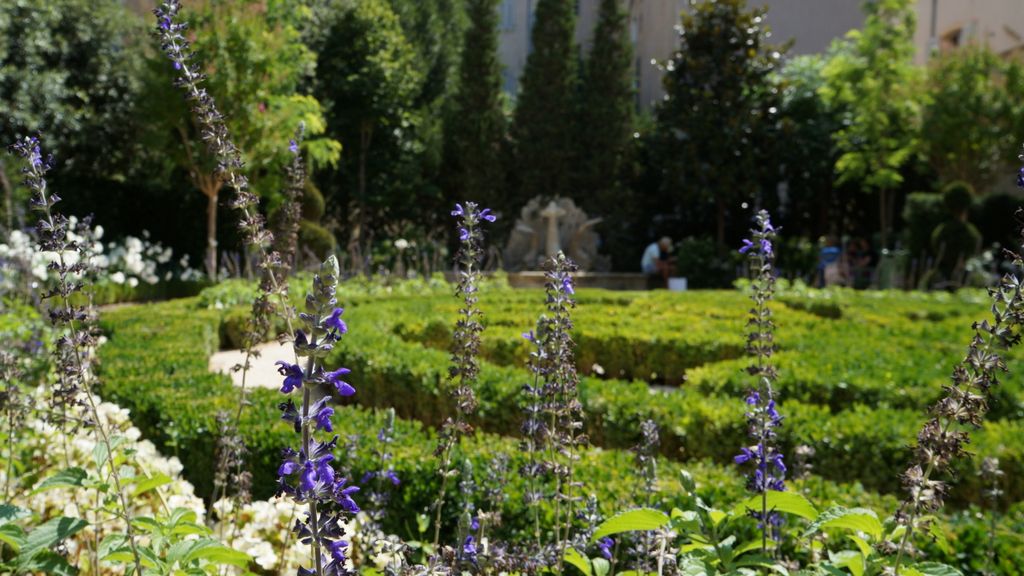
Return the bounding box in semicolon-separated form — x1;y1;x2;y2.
131;473;172;497
827;550;864;576
908;563;964;576
592;557;610;576
0;503;30;524
184;540;250;568
32;468;88;494
20;517;88;560
846;535;872;559
670;508;700;533
803;506;882;540
92;435;126;471
16;550;78;576
563;548;592;576
733;491;818;521
0;523;26;551
590;509;671;543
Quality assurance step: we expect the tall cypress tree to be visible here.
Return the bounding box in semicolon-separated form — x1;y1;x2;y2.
575;0;634;214
443;0;506;213
511;0;577;207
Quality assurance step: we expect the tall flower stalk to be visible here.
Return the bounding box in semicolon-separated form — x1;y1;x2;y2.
892;235;1024;572
432;202;495;546
734;210;784;555
521;252;584;570
154;0;306;523
276;255;359;575
10;137;143;574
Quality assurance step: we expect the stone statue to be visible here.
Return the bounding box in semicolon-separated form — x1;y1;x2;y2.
503;196;609;271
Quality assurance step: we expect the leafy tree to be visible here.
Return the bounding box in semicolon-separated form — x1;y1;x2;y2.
775;55;842;238
575;0;634;215
388;0;466;203
654;0;784;251
443;0;507;214
511;0;577;208
0;0;143;231
820;0;922;249
923;47;1024;194
311;0;423;264
143;0;339;278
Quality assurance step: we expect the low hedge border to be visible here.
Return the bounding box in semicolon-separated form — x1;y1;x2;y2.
97;297;903;539
244;295;1024;506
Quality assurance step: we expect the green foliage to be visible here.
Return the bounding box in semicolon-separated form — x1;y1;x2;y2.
775;55;842;238
97;296;904;540
0;0;143;229
574;0;634;215
140;0;338;275
311;0;424;240
821;0;921;193
654;0;784;248
902;192;947;257
820;0;922;248
923;47;1024;194
511;0;578;206
941;181;974;213
299;220;337;259
442;0;507;215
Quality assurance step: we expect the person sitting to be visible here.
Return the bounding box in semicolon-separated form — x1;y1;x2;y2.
641;237;675;285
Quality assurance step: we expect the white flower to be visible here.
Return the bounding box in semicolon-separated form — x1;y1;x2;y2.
111;272;126;284
394;238;409;250
127;277;139;288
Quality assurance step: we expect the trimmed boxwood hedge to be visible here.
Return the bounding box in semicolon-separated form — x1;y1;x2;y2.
214;291;1024;506
98;297;905;539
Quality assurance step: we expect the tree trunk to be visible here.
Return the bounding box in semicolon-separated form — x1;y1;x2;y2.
205;188;219;279
879;188;889;251
715;195;726;254
0;159;13;232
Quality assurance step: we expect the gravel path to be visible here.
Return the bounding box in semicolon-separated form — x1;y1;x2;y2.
208;340;290;390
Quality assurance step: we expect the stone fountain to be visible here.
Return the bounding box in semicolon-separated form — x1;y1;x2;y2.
503;196;610;272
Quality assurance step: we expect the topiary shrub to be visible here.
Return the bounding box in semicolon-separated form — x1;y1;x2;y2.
941;180;975;213
301;180;326;221
299;220;336;259
902;192;946;258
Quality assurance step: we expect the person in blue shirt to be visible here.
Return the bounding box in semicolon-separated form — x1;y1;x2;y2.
641;237;675;283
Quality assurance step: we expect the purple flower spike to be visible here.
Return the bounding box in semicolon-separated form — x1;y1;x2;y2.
597;537;614;560
275;361;304;394
289;139;299;154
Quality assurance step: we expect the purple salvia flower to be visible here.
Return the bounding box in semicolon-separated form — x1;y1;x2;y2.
323;307;347;334
326;367;354;396
597;537;614;560
432;201;493;547
289;139;300;155
273;256;358;575
276;361;304;393
736;210;785;554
